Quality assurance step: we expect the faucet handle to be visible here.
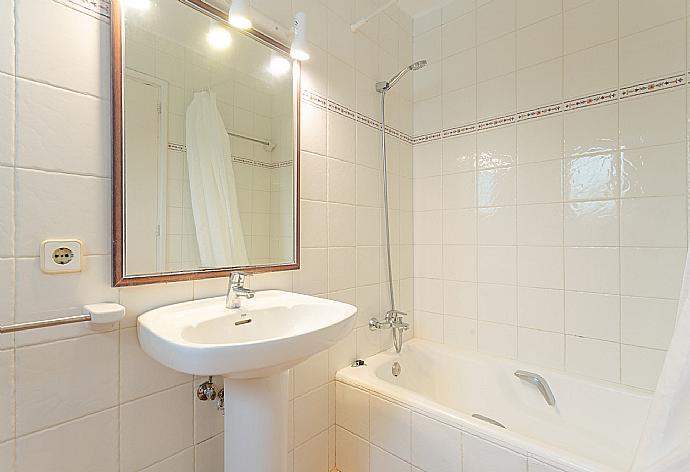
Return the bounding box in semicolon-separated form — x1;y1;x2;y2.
230;271;249;285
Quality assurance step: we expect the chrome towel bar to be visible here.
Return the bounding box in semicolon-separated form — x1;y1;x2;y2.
0;303;126;334
0;314;92;334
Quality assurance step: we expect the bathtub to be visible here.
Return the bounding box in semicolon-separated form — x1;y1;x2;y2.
335;339;652;472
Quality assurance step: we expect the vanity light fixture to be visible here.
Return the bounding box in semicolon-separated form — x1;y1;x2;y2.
208;24;232;50
290;12;310;61
269;56;291;76
228;0;253;30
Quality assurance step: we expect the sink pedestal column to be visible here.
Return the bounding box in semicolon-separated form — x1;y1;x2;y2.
223;371;289;472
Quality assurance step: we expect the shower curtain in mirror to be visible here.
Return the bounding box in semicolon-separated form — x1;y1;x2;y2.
631;248;690;471
185;91;248;268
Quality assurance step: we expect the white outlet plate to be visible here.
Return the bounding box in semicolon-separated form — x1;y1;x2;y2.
41;239;84;274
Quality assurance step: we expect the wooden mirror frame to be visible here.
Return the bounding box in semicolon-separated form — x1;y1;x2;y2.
111;0;301;287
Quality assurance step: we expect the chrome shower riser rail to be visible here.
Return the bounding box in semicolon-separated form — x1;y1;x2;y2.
0;314;92;334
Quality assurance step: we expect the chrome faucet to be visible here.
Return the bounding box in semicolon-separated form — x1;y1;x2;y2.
515;370;556;406
369;309;409;353
226;272;254;309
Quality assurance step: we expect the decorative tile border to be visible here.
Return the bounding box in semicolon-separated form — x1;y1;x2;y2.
167;143;292;169
303;72;687;147
53;0;111;21
301;90;415;145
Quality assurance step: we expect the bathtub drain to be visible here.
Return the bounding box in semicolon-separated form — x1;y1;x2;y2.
392;361;401;377
471;414;506;429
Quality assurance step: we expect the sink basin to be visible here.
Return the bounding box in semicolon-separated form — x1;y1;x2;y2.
138;290;357;378
137;289;356;472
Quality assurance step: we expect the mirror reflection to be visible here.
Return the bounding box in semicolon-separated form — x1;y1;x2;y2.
122;1;296;278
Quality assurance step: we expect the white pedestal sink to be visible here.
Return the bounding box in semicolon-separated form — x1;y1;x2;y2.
137;290;357;472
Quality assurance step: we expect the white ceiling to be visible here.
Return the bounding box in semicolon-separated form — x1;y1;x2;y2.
397;0;451;18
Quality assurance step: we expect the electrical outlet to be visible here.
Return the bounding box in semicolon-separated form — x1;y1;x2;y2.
41;240;84;274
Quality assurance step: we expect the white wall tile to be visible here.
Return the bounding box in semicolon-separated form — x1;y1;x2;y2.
518;246;564;289
517;115;563;165
442;48;477;93
441;12;475;57
619;90;686;150
463;433;527;472
619;0;685;36
516;203;563;246
620;247;686;299
478;283;517;324
565;291;620;342
371;445;412;472
621;296;677;350
0;167;12;257
410;413;462;472
15;332;118;435
336;383;370;439
478;206;517;245
0;73;13;166
565;335;620;382
478;125;516;169
294;430;328;472
477;73;516;119
619;20;685;86
141;449;195;472
15;79;110;176
478;246;516;284
564;41;618;99
294;350;329;397
15;0;110;97
194;435;224;472
120;385;193;471
15;169;110;257
517;0;561;29
620;196;687;247
16;409;118;472
0;351;14;442
621;143;687;198
516;58;562;110
477;34;516;82
444;315;478;350
0;0;13;75
564;200;619;247
120;327;191;402
564;247;619;294
370;396;411;461
621;344;666;390
564;0;618;54
336;425;370;471
477;0;516;44
294;384;329;446
518;286;564;332
478;321;517;358
477;166;516;207
564;104;618;157
517;15;562;69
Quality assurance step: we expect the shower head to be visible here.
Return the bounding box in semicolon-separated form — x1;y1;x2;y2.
376;59;428;93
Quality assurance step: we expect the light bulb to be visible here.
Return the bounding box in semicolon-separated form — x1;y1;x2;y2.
290;12;309;61
208;26;232;50
228;0;252;30
269;56;291;76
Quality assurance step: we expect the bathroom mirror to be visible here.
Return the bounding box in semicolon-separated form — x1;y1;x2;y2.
112;0;300;286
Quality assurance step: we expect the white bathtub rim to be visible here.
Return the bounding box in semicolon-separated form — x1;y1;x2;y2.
336;340;637;472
